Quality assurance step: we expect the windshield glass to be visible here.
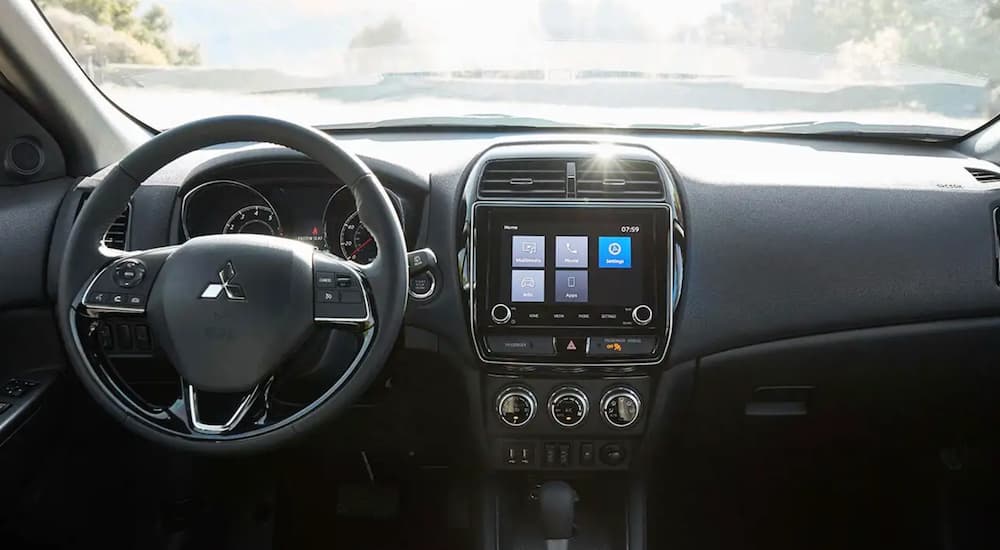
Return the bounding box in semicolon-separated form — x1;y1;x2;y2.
36;0;1000;136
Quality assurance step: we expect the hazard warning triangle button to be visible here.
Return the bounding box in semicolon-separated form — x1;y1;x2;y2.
556;337;585;357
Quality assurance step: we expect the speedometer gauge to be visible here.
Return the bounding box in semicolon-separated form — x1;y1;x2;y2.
339;212;377;264
224;205;281;235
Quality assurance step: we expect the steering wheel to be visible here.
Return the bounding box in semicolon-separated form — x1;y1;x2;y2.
56;116;408;453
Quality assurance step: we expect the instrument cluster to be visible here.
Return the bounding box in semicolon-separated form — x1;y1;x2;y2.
181;179;382;264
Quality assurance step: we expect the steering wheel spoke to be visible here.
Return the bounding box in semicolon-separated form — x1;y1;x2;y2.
79;246;178;316
313;251;374;330
179;380;268;435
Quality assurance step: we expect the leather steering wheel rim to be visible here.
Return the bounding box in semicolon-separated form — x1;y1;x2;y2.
56;115;408;453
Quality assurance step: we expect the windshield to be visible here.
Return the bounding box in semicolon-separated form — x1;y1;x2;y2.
35;0;1000;136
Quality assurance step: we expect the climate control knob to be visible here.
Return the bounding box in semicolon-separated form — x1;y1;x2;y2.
601;386;641;428
632;304;653;326
496;386;536;427
549;386;589;428
491;303;512;324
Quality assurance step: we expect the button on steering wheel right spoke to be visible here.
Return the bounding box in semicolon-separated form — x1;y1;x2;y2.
313;251;374;330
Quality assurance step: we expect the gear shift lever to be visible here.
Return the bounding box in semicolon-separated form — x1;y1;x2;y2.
538;481;578;550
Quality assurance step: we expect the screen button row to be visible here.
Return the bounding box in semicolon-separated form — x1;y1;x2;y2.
485;335;657;358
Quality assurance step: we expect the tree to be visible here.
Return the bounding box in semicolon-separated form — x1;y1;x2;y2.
38;0;199;66
687;0;1000;79
348;17;407;49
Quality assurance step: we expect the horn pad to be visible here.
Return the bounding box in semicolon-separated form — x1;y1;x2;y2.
147;235;315;392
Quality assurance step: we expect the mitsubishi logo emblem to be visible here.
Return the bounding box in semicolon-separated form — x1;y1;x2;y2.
200;261;246;301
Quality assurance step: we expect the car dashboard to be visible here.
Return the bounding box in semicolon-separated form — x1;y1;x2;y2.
44;129;1000;476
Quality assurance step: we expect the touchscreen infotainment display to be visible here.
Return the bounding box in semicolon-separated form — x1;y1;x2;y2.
475;204;669;328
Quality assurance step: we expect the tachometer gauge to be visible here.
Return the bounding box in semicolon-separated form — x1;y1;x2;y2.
339;212;378;264
224;205;281;235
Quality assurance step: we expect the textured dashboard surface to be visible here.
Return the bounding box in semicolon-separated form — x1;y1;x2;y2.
60;131;1000;363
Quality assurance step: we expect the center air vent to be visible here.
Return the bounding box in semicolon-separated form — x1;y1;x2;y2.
967;167;1000;184
478;159;567;197
576;159;664;198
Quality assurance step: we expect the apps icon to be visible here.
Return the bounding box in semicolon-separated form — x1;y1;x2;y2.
598;236;632;268
512;235;545;267
555;270;588;303
511;270;545;302
555;236;588;268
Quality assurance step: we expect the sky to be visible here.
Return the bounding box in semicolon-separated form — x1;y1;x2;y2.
138;0;725;72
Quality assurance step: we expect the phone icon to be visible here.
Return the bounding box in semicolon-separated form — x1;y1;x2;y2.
556;236;588;268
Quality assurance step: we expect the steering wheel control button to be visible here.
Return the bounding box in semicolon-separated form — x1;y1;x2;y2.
601;386;642;428
631;304;653;326
587;336;657;357
490;303;512;324
313;254;372;323
87;291;109;305
408;271;435;300
407;248;437;274
486;335;554;356
315;301;366;319
496;386;536;427
548;386;589;428
316;272;336;287
112;259;146;288
340;290;363;304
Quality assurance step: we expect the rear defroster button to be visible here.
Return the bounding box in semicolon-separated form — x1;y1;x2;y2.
486;335;555;356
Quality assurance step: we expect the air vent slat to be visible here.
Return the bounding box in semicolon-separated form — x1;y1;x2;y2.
101;206;131;251
576;159;665;199
479;159;568;197
966;167;1000;184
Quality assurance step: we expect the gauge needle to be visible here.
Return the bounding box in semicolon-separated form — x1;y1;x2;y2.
350;237;374;259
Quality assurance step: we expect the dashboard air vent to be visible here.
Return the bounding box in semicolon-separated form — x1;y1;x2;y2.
966;167;1000;184
479;159;567;197
576;159;664;199
101;205;131;251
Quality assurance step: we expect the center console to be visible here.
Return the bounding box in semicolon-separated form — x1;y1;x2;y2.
462;143;681;481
